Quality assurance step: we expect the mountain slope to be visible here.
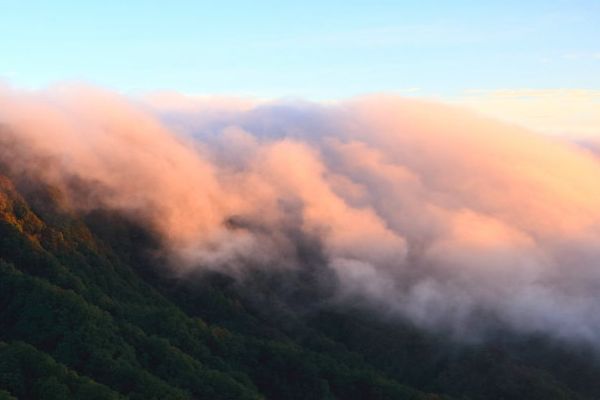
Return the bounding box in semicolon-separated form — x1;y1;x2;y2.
0;174;443;399
0;171;598;399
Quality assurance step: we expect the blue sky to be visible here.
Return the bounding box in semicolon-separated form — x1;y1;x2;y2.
1;1;599;99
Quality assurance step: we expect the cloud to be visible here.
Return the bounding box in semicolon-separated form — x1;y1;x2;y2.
455;88;600;139
3;86;600;344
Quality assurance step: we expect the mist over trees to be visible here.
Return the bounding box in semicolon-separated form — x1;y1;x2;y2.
1;151;600;399
2;88;600;399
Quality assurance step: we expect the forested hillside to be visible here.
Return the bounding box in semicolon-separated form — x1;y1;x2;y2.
1;170;599;400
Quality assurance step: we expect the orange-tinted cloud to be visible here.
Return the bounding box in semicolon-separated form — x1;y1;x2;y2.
456;88;600;138
3;86;600;342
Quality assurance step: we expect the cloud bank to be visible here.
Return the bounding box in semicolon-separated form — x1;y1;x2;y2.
2;85;600;343
457;88;600;139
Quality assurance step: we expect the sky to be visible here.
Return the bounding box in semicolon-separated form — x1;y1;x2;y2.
1;1;599;99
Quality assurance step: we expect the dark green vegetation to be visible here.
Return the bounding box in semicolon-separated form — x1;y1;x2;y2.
1;171;599;399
